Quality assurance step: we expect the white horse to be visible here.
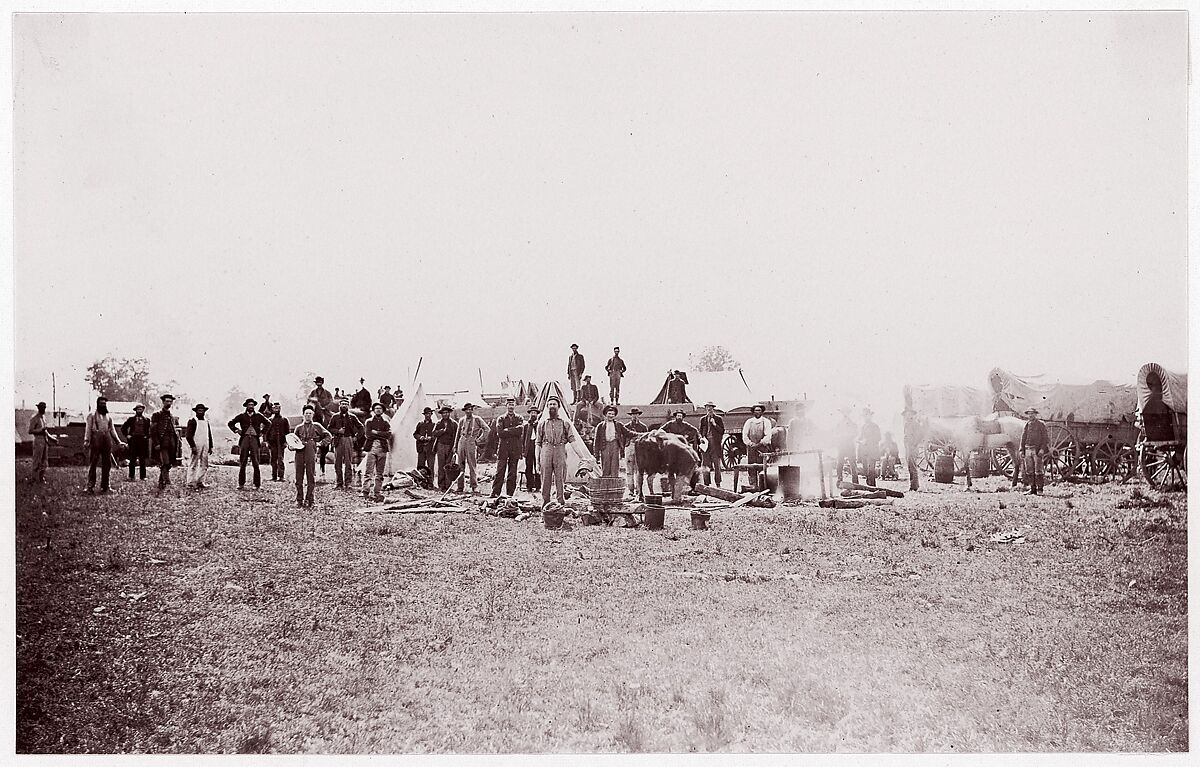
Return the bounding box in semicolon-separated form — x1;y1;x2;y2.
906;414;1026;488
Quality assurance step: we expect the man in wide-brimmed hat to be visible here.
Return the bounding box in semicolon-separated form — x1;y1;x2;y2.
120;403;151;482
593;404;632;478
149;394;179;491
267;401;291;481
453;403;490;494
228;397;272;489
1020;407;1049;495
308;376;333;415
578;375;600;409
185;404;214;489
413;406;437;477
741;404;774;490
329;398;364;490
432;405;459;490
698;401;726;488
566;344;585;404
623;407;650;497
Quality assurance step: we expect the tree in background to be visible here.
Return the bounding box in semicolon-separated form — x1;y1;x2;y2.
86;355;186;405
688;345;741;373
221;385;251;418
296;371;319;411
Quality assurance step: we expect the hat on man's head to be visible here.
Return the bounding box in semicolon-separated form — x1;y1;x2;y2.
528;406;540;414
628;407;643;415
314;376;324;384
462;403;475;411
36;401;47;408
672;409;686;417
303;404;315;412
133;403;145;411
383;385;391;390
703;401;716;408
422;407;433;414
603;405;618;415
1024;408;1039;416
570;344;578;349
547;396;562;405
438;406;453;414
371;402;384;411
339;398;349;405
192;404;208;413
584;374;592;380
751;403;766;413
243;398;257;408
160;393;175;402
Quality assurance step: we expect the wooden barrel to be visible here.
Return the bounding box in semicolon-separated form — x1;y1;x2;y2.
588;476;626;504
934;455;955;484
969;453;990;479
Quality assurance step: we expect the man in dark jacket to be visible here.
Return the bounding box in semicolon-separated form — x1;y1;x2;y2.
666;370;689;404
1021;407;1049;495
378;386;395;414
605;347;627;405
120;403;151;481
432;406;459;490
624;407;650;497
578;375;600;408
149;394;179;490
566;344;585;404
522;406;541;493
413;407;436;477
227;398;272;489
267;402;291;481
491;398;525;497
361;402;392;501
698;401;725;487
662;409;702;491
328;398;364;490
593;405;631;477
257;394;275;418
351;379;372;413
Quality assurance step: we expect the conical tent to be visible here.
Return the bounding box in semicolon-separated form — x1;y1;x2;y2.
383;384;426;475
650;371;691;405
535;381;568;411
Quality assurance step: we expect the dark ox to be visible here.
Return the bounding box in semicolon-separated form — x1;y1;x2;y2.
632;430;700;502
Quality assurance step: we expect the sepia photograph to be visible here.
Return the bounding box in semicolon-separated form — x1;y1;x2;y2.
7;4;1190;757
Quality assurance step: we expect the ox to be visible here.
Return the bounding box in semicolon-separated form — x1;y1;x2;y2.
632;429;700;502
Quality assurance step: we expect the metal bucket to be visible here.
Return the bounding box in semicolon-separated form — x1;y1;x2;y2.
778;466;803;501
690;511;711;530
643;504;665;530
543;509;566;529
645;494;663;507
934;455;955;484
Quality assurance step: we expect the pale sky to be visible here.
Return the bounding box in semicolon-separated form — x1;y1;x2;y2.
12;11;1188;421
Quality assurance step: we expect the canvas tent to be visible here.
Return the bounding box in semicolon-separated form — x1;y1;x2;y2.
534;381;569;411
644;370;755;410
383;384;426;474
988;368;1137;424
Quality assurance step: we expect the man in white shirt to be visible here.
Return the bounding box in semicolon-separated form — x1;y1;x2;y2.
740;404;774;490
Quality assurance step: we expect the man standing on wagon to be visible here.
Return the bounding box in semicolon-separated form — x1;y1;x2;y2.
1020;407;1049;495
566;344;585;404
605;347;627;406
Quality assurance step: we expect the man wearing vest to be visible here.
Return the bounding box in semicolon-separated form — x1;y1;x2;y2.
453;403;490;494
228;398;272;489
85;396;125;494
293;404;332;507
593;405;631;478
120;404;151;481
624;407;650;498
361;402;391;502
267;402;291;481
328;398;364;490
741;404;773;491
698;401;726;488
1021;407;1049;495
185;403;214;489
149;394;179;490
537;398;574;506
491;398;524;498
28;401;50;485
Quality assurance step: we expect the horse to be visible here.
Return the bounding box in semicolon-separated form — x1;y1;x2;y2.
904;413;1026;488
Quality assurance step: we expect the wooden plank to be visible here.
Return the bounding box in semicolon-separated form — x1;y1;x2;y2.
836;481;904;498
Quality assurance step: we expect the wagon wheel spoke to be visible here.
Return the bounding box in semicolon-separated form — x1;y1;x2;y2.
1044;425;1079;481
992;448;1017;480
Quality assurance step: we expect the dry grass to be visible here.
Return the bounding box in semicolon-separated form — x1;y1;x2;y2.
14;464;1187;753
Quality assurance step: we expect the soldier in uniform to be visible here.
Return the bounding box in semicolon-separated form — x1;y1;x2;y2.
593;405;631;478
1021;407;1049;495
328;398;364;490
522;406;541;494
293;404;332;508
267;402;291;481
491;398;525;498
361;402;392;502
432;406;459;490
228;398;272;489
149;394;179;490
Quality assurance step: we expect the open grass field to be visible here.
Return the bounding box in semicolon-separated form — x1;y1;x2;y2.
14;461;1187;753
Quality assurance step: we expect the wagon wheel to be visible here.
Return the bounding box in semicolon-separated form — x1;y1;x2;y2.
1140;442;1186;491
1043;424;1081;481
1092;440;1135;483
991;447;1018;481
722;435;744;469
920;437;965;474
